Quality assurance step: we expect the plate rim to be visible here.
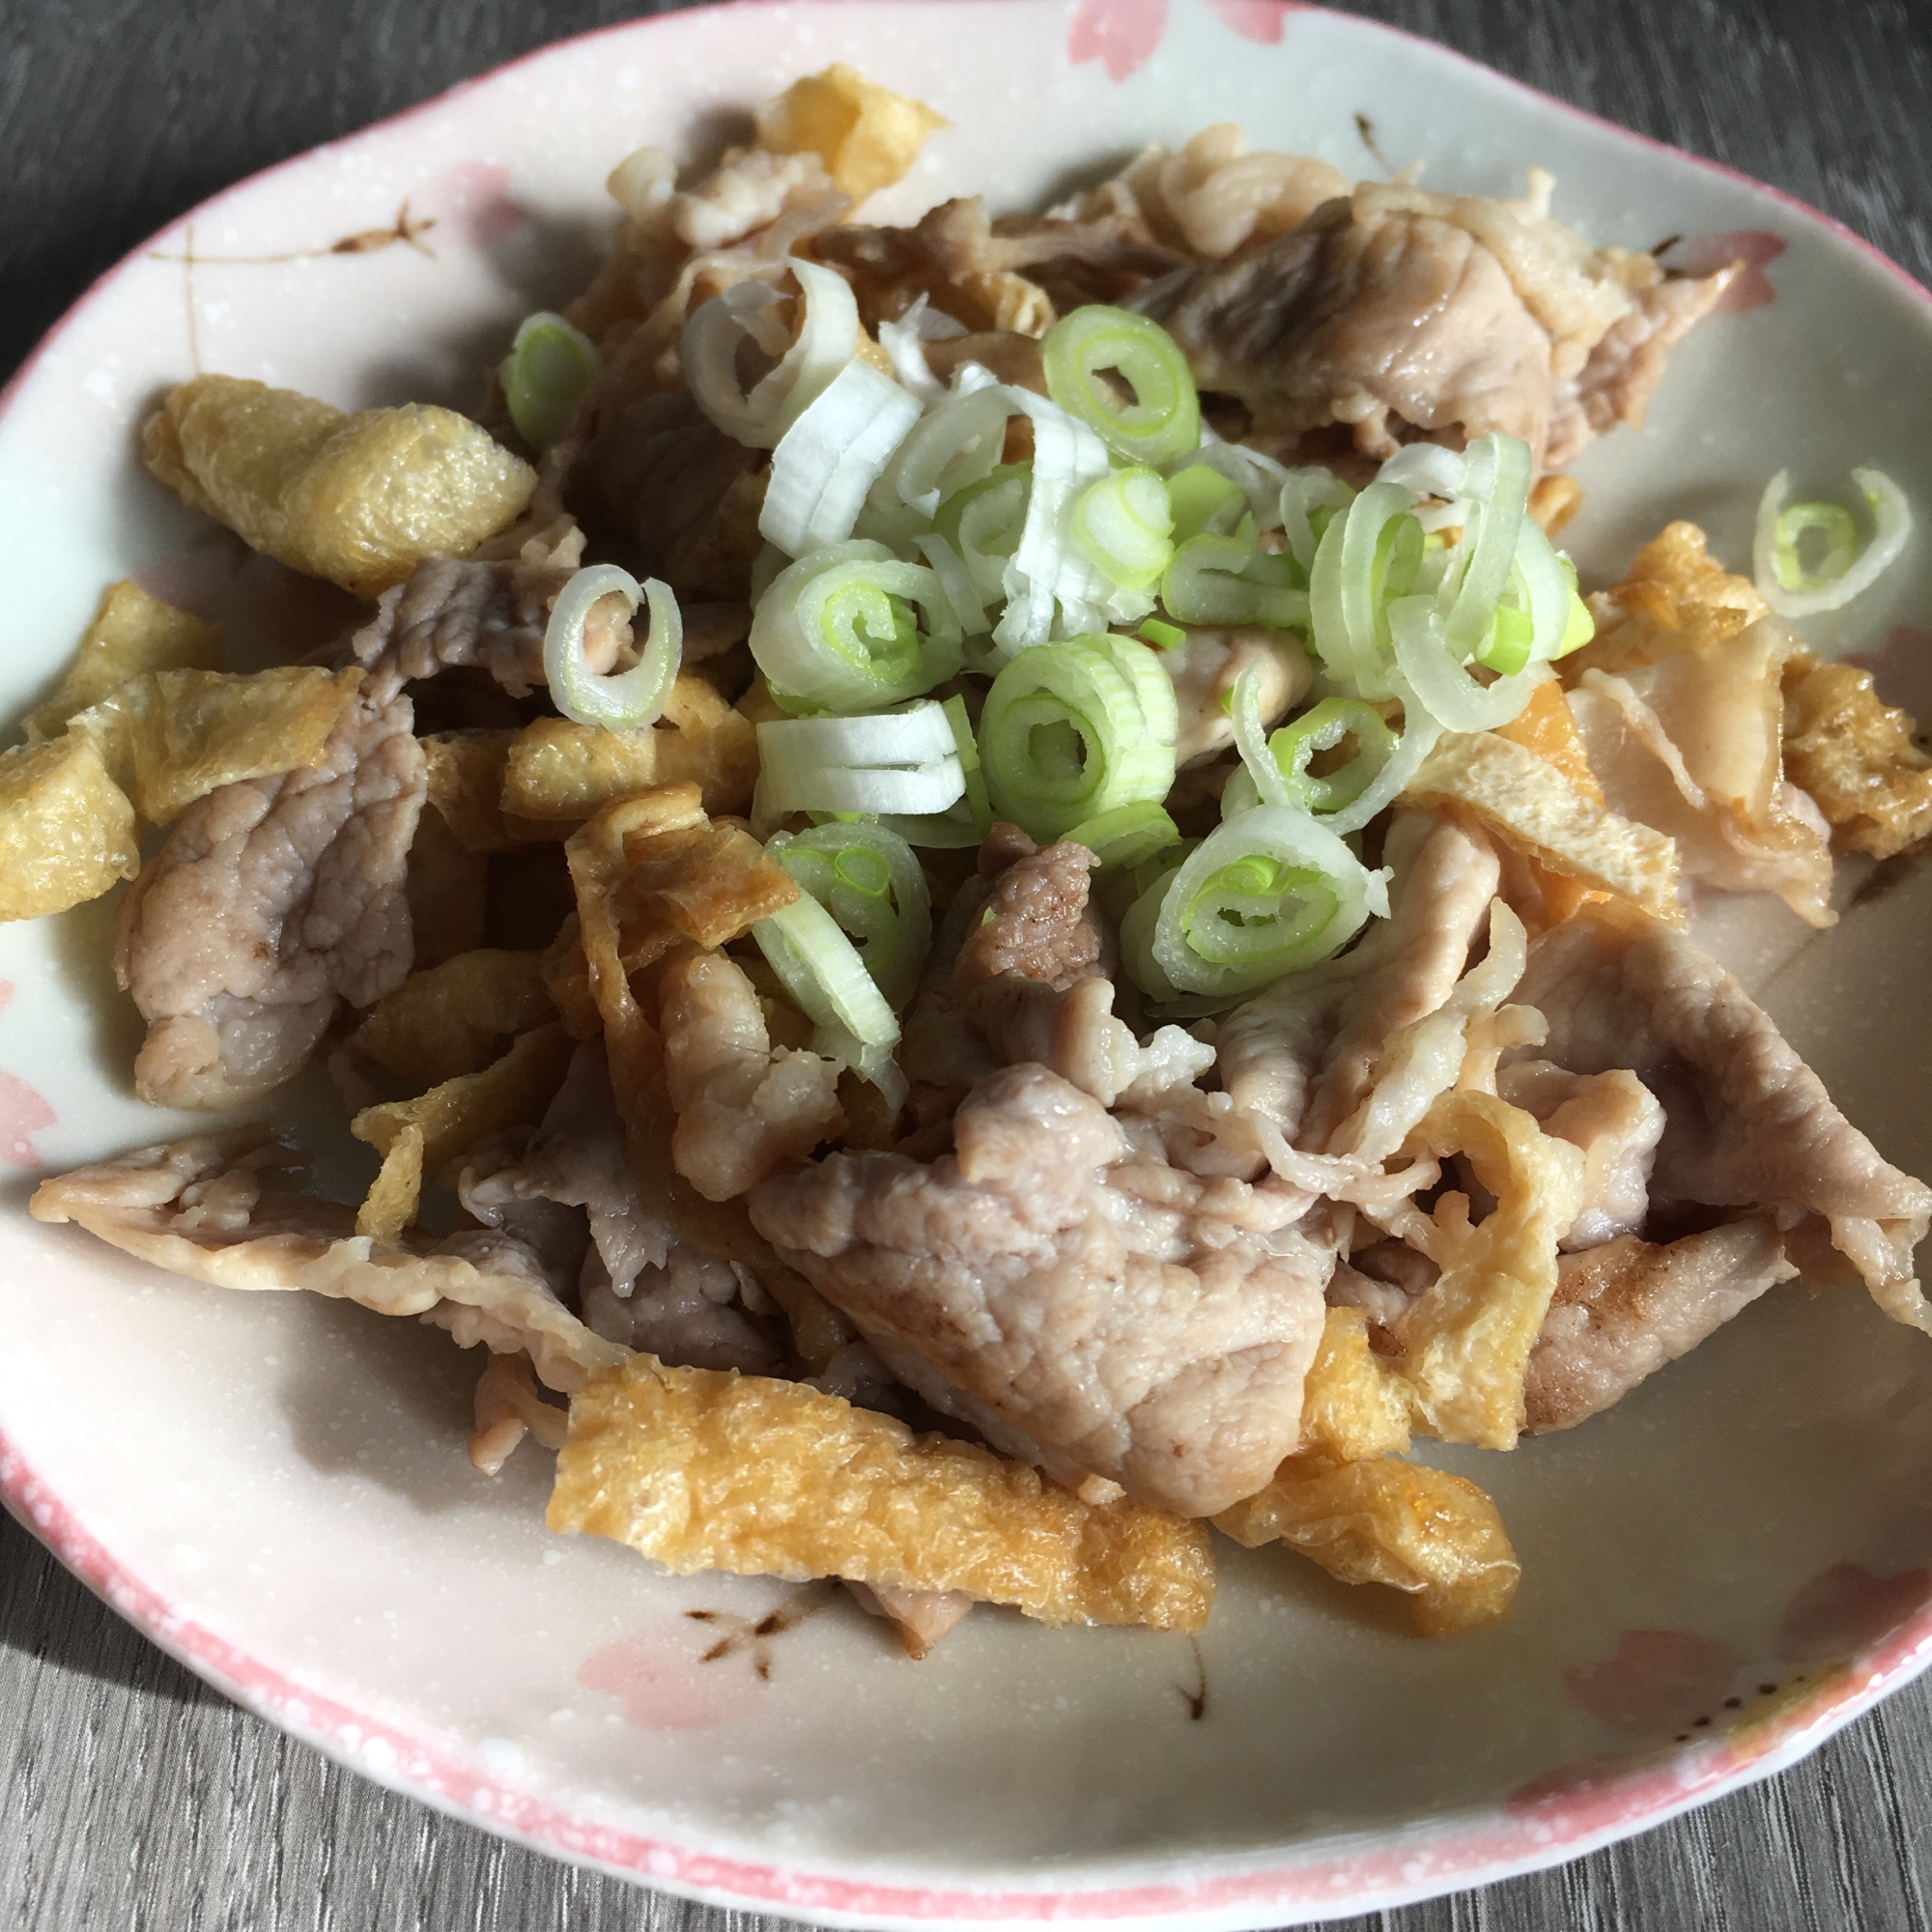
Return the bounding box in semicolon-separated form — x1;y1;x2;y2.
5;2;1932;1921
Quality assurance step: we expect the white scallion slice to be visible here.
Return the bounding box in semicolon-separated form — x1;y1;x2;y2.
1063;800;1181;873
1279;468;1354;578
752;893;903;1101
765;822;931;1009
750;539;961;713
1307;482;1423;698
1191;433;1292;531
980;634;1178;842
501;311;598;450
681;258;858;450
761;357;923;555
992;390;1116;653
1162;528;1309;630
1070;467;1175;590
934;463;1033;609
542;564;680;732
1146;804;1389;1000
876;294;966;404
893;382;1019;518
756;700;965;820
1440;432;1533;665
1389;594;1547;734
1752;467;1913;617
1040;305;1201;469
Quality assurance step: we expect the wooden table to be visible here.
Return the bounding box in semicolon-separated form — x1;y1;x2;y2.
5;0;1931;1924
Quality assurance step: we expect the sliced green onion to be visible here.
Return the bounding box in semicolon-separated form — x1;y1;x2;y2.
877;694;994;849
542;564;680;731
1441;433;1532;666
750;539;961;713
1070;467;1174;590
760;358;923;555
1772;500;1859;591
1191;438;1292;532
1064;800;1181;872
912;531;990;639
1139;617;1186;650
991;390;1117;654
1223;657;1292;810
756;699;965;820
752;893;904;1103
1147;805;1388;1000
765;822;931;1009
1162;529;1309;629
1307;483;1421;698
1279;468;1354;576
1166;462;1248;544
1752;467;1913;617
1472;599;1534;675
501;312;598;450
1389;594;1545;734
980;634;1178;842
1040;305;1201;469
1264;696;1399;815
1553;560;1596;659
682;258;858;450
892;381;1015;517
934;463;1032;606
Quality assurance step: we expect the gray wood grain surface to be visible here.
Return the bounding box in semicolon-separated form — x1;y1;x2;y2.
4;0;1931;1925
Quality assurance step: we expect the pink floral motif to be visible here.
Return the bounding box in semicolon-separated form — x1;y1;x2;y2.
1203;0;1300;44
0;980;53;1167
0;1073;55;1168
1844;625;1932;721
577;1623;770;1732
1778;1562;1932;1663
1672;229;1785;314
411;160;528;250
1565;1628;1739;1732
1067;0;1169;82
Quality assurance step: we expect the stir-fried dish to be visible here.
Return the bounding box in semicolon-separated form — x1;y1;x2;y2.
14;68;1932;1655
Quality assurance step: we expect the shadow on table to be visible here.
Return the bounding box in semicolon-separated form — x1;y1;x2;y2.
0;1508;213;1706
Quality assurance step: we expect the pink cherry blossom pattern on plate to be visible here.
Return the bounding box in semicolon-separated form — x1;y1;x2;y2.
1203;0;1302;45
1067;0;1169;82
1778;1563;1932;1664
1565;1628;1741;1733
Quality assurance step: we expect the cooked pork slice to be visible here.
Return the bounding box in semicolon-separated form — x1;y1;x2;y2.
567;384;763;596
951;835;1149;1103
845;1581;977;1661
469;1040;664;1293
901;875;1001;1130
116;686;426;1109
1515;911;1932;1323
660;949;844;1201
1548;270;1736;468
1138;178;1726;473
749;1063;1334;1516
1166;627;1314;767
1298;810;1502;1148
579;1248;781;1373
1523;1217;1797;1432
1568;617;1833;926
1495;1062;1664;1251
351;520;582;702
30;1131;628;1393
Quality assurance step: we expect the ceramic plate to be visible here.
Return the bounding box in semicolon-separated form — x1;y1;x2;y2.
5;4;1932;1925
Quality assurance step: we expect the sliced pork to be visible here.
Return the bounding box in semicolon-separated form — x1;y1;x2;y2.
1523;1218;1797;1432
1513;910;1932;1325
750;1063;1334;1517
115;685;426;1109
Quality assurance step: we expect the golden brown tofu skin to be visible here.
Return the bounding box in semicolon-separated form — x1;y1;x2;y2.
549;1353;1216;1630
143;375;536;598
0;734;139;921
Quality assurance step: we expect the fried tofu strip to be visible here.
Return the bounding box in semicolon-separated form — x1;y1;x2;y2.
1405;728;1679;921
0;733;139;921
503;676;757;824
143;375;535;598
341;947;554;1094
551;1353;1215;1630
1783;652;1932;860
351;1020;577;1243
1214;1452;1519;1636
23;581;222;744
753;66;948;203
